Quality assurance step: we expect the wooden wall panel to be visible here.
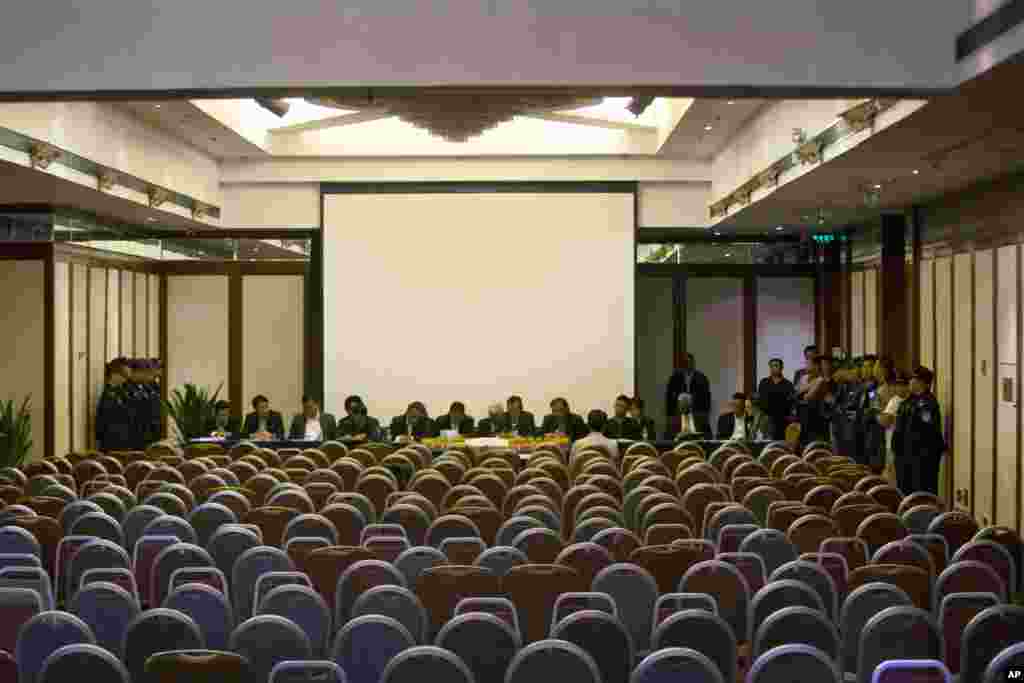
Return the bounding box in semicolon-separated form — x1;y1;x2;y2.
52;261;70;459
88;267;107;448
148;274;160;358
953;253;973;511
996;245;1019;532
0;260;47;461
851;270;865;357
106;268;120;361
166;276;230;423
134;272;147;358
974;249;995;526
71;263;88;453
120;270;134;357
864;268;878;354
934;256;953;506
242;275;305;420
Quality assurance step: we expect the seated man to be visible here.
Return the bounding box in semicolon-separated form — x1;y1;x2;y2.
629;398;658;441
242;394;285;440
505;395;537;437
571;410;621;462
435;401;475;435
390;401;436;441
671;394;711;441
603;394;643;440
716;392;755;440
204;400;240;435
540;397;588;441
476;403;507;436
288;395;337;441
336;395;382;442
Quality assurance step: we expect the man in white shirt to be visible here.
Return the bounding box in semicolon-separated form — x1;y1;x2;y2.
877;372;910;481
288;395;337;441
717;392;754;440
571;410;620;462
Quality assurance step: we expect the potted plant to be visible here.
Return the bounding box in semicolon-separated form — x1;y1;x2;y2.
163;382;223;444
0;396;32;467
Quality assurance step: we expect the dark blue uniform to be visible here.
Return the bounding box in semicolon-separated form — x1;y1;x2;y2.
95;384;138;451
892;391;945;494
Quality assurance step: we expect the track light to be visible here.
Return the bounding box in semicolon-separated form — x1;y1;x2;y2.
626;96;655;117
255;98;291;117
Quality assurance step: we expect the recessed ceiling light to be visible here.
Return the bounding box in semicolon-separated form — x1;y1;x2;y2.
912;169;920;175
146;217;156;222
727;100;735;105
724;252;732;257
713;231;722;236
776;226;784;231
873;183;882;189
704;124;713;131
154;104;161;109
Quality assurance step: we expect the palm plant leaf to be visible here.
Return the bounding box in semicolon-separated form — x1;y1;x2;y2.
0;396;32;467
163;382;223;444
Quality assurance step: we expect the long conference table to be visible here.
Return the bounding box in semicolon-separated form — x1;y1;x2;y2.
187;437;773;459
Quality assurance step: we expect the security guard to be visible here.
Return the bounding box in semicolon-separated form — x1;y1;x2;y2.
892;366;946;494
95;359;138;451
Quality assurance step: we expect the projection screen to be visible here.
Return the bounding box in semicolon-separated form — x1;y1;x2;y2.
323;190;635;424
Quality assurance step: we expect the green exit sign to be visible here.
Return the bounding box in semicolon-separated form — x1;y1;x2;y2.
812;233;847;244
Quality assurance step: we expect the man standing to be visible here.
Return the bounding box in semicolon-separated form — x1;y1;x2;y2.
793;345;818;388
540;398;588;441
505;396;537;437
242;395;285;440
288;395;337;441
95;359;136;451
756;358;795;441
665;352;711;439
336;395;382;442
892;366;946;494
435;401;475;435
603;395;642;439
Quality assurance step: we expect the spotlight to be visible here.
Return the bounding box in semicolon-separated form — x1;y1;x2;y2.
626;96;655;117
704;124;713;131
776;226;784;231
255;98;291;117
912;169;920;175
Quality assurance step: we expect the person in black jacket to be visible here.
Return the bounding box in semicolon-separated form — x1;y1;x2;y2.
288;395;337;440
204;400;240;435
435;401;475;435
756;358;795;441
476;403;508;436
665;352;712;439
717;393;755;440
505;396;537;437
390;402;436;441
893;366;946;494
540;397;588;441
95;359;138;451
242;394;285;439
628;398;658;441
336;395;382;442
603;394;643;439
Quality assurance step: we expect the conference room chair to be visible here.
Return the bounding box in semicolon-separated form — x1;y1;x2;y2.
651;609;737;683
332;614;415;683
857;606;942;683
551;610;633;683
747;643;841;683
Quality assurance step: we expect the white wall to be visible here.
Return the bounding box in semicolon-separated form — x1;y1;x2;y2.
755;277;815;381
166;276;230;399
686;277;744;426
0;260;46;461
220;184;320;228
0;1;965;93
638;182;711;227
242;275;305;420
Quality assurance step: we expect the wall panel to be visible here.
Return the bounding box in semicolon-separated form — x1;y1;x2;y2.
53;261;70;459
120;270;134;357
934;257;953;505
864;268;878;354
88;267;107;448
636;276;675;438
134;272;147;359
242;275;305;420
851;271;865;356
0;260;46;461
71;263;88;453
106;268;120;361
953;253;973;510
685;277;744;426
920;259;934;371
166;276;230;415
148;274;160;358
974;249;995;526
756;277;815;380
996;245;1019;531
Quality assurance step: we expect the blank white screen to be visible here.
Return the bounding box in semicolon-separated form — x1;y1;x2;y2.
323;192;635;422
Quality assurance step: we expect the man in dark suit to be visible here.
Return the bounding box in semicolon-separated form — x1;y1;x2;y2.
336;395;383;442
242;394;285;440
505;395;537;437
628;398;658;441
204;400;240;435
288;395;337;441
665;352;712;439
390;401;436;441
540;397;588;441
435;401;475;435
717;392;755;440
603;394;643;439
476;403;507;436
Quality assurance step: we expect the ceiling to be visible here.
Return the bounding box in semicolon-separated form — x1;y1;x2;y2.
715;57;1024;233
115;96;757;160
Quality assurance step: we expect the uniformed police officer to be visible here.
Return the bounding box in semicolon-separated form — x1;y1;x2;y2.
892;366;946;494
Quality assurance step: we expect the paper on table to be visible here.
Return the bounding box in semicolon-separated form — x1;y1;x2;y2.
465;437;510;448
